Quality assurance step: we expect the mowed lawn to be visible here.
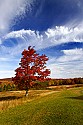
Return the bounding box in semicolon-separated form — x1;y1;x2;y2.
0;87;83;125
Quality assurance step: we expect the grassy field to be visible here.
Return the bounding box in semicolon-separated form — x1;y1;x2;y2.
0;87;83;125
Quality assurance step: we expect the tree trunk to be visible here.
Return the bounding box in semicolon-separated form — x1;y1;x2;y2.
25;88;28;97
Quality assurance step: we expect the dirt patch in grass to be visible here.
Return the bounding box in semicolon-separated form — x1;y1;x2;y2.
47;84;83;90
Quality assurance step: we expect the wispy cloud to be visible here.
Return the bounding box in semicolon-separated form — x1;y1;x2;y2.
48;61;83;78
45;24;83;43
2;23;83;53
0;70;15;78
58;48;83;62
48;48;83;78
0;57;20;78
0;0;35;36
1;29;43;57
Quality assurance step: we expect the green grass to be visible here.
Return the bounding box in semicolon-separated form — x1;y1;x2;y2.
0;87;83;125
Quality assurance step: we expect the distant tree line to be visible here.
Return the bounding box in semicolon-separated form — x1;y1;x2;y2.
0;77;83;92
48;78;83;86
30;78;83;89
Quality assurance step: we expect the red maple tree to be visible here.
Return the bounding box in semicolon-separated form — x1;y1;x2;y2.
13;46;50;96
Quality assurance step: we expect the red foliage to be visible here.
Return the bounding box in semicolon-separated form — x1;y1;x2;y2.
13;46;51;90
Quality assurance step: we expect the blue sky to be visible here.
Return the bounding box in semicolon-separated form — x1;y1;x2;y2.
0;0;83;78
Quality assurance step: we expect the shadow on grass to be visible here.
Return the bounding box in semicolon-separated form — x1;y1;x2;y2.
0;96;23;101
67;95;83;100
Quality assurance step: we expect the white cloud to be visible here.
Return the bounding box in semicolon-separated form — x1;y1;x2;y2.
3;23;83;42
0;57;20;79
63;48;83;55
1;29;43;56
45;25;83;44
0;70;15;79
0;57;9;61
4;29;43;40
4;23;83;49
47;48;83;78
48;60;83;78
0;0;34;36
58;48;83;62
1;23;83;54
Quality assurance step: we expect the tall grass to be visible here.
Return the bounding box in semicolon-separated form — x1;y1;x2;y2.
0;90;54;111
0;87;83;125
